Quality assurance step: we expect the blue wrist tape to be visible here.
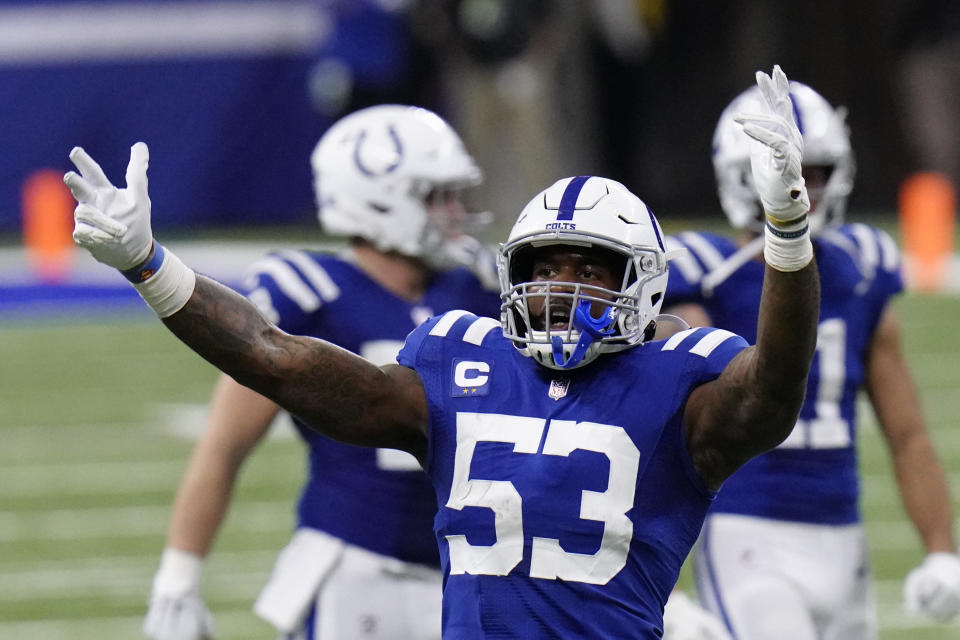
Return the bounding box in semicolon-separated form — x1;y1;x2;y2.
121;242;164;283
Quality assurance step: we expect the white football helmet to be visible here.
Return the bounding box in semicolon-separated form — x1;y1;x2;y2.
310;104;483;261
713;81;855;234
498;176;677;370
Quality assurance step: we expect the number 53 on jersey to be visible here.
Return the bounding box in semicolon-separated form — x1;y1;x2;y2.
444;412;641;586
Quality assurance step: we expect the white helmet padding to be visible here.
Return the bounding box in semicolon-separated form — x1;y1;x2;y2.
498;176;679;370
713;81;855;234
310;104;482;259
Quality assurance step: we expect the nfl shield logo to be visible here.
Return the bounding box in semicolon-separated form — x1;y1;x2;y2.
548;378;570;401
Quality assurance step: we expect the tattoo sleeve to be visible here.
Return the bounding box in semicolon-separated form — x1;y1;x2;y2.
687;260;820;488
161;275;427;454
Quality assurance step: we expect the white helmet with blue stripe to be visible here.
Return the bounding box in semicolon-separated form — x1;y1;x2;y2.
310;104;482;260
498;176;678;370
713;81;855;234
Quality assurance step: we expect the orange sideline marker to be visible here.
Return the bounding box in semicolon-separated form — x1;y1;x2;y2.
898;172;956;292
22;169;75;282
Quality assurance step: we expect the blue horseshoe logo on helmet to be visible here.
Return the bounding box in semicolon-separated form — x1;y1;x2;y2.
353;126;404;177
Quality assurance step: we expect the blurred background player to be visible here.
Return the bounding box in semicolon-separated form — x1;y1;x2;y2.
663;80;960;638
142;105;501;640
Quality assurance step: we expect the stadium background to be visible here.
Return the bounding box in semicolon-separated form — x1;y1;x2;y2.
1;1;958;638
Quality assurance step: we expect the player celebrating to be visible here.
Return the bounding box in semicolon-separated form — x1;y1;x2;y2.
665;79;960;638
68;67;819;638
141;105;501;640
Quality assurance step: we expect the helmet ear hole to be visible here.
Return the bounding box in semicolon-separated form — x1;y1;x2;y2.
642;321;657;343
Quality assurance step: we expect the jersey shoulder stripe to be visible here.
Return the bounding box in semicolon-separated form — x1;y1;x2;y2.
677;231;728;271
428;310;473;337
820;223;902;283
462;317;501;345
399;311;503;370
665;234;705;284
428;310;500;346
242;250;341;315
243;255;321;313
274;249;341;302
848;223;901;273
661;327;739;357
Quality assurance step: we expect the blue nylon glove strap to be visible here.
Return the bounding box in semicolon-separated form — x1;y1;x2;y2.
121;241;162;283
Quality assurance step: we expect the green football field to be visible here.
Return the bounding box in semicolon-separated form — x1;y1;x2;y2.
1;293;959;639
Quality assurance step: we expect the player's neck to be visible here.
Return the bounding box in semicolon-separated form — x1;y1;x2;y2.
348;241;430;302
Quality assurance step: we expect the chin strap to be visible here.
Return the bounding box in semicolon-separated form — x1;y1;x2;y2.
551;300;616;369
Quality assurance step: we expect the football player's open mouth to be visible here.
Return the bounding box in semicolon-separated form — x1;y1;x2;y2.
531;303;573;332
549;306;572;331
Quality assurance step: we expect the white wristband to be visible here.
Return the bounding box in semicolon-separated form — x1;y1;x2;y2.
129;244;197;317
154;547;205;596
763;216;813;272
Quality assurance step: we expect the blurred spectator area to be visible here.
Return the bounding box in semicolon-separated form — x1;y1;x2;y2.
0;0;434;235
0;0;953;238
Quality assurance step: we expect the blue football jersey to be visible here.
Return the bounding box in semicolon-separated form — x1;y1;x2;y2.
397;311;748;638
665;224;903;524
243;248;502;566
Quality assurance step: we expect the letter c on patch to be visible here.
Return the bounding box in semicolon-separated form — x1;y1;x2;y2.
454;361;490;387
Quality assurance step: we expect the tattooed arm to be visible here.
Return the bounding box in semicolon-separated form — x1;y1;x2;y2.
164;276;429;460
681;67;821;490
683;264;819;490
64;142;428;459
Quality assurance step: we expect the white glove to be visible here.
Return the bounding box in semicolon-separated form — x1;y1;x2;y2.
735;65;810;224
65;142;154;271
663;591;733;640
903;552;960;622
143;548;214;640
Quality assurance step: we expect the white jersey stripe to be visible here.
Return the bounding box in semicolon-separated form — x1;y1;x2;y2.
689;329;737;357
849;224;879;278
876;229;901;272
244;257;320;313
429;310;472;338
462;317;501;346
661;327;737;357
665;235;704;283
678;232;726;271
276;250;341;303
661;328;700;352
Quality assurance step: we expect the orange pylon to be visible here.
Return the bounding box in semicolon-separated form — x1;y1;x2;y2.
22;169;75;282
898;172;956;292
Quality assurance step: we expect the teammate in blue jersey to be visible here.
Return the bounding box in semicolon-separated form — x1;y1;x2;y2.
141;105;501;640
67;67;821;638
664;80;960;639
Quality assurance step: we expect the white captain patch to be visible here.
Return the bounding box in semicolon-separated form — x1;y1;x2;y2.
451;359;492;397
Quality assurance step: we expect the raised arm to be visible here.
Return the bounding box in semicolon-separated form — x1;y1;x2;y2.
684;66;820;489
65;143;428;459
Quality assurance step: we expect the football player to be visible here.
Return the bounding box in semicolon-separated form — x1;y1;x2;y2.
67;66;820;638
141;105;501;640
664;79;960;638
